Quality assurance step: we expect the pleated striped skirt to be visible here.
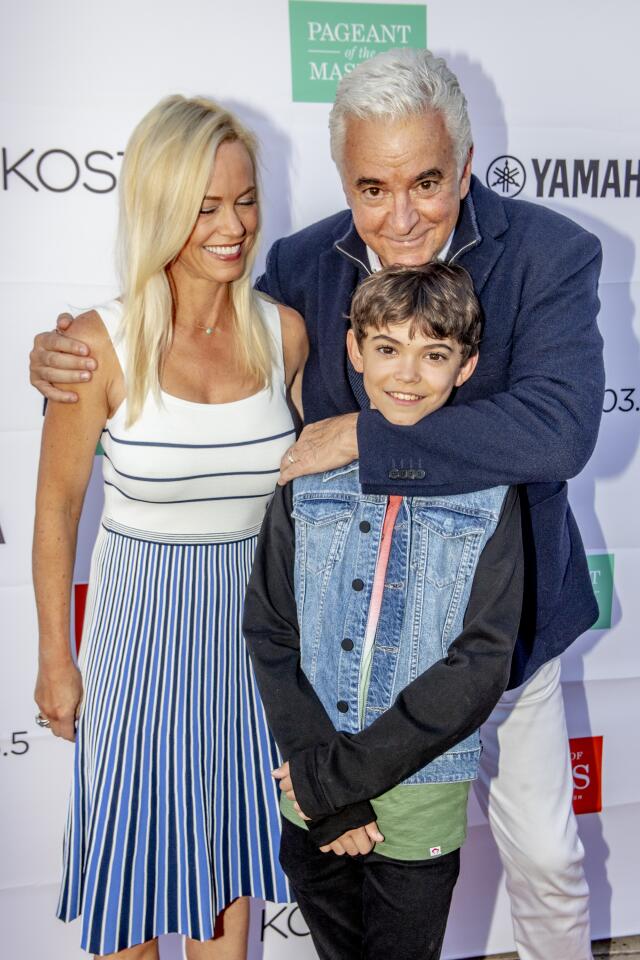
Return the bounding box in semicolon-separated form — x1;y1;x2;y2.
57;526;291;955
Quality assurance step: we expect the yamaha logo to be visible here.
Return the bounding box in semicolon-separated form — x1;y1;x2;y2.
486;156;526;198
486;155;640;198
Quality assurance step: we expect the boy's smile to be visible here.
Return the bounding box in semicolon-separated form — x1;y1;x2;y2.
346;320;478;426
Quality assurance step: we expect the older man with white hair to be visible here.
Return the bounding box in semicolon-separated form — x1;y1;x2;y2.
31;49;602;960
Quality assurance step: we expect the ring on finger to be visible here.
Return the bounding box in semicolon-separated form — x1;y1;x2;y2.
35;713;51;728
287;450;296;465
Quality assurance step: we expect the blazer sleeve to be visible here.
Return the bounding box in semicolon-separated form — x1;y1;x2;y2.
254;239;288;304
288;486;524;820
357;230;604;493
242;482;377;844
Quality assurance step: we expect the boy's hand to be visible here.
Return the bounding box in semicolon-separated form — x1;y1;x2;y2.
273;760;295;797
273;760;311;812
319;822;384;857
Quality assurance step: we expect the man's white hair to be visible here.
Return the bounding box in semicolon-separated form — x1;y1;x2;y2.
329;48;472;176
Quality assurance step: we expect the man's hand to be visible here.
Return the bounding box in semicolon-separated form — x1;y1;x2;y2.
279;413;359;484
30;313;97;403
319;822;384;857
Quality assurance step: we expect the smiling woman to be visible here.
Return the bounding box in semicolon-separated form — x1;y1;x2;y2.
117;98;275;422
31;96;307;960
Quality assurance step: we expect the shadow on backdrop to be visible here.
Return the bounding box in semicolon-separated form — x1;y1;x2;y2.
224;99;294;280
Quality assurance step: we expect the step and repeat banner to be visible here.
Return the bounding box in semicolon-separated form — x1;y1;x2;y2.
1;1;638;957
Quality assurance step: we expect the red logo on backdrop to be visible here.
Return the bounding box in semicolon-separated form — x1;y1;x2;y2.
74;583;88;653
570;736;603;815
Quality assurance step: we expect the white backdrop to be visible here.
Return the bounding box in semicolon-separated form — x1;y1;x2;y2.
2;1;639;958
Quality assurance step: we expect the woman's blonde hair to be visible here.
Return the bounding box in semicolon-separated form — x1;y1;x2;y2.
117;94;273;425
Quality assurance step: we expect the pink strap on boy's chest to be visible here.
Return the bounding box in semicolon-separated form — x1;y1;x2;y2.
363;495;403;648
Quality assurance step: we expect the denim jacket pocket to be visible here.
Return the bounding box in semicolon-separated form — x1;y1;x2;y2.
292;497;357;575
411;506;485;587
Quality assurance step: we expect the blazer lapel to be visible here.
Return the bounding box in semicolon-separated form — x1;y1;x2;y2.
458;232;506;295
451;177;508;294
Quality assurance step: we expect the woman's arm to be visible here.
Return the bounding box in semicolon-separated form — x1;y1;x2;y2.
33;311;118;740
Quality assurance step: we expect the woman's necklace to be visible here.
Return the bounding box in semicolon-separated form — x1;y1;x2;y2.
176;302;229;336
194;320;218;335
193;308;230;336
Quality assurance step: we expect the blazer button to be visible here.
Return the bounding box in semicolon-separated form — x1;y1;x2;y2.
337;700;349;713
359;520;371;533
415;469;426;479
389;468;400;479
398;468;408;479
341;638;354;651
352;578;364;591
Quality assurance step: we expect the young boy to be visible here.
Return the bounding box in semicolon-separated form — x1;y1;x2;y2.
243;263;524;960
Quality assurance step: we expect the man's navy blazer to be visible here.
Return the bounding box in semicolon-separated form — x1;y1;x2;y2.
256;175;605;687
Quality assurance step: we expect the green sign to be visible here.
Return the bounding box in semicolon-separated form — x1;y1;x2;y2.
289;1;427;103
588;553;614;629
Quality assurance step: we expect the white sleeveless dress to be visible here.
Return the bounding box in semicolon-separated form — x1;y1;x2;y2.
57;298;294;954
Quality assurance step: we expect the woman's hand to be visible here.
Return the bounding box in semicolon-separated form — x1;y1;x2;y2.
34;659;83;742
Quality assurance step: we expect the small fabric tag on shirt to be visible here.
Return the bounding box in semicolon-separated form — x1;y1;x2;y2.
429;845;442;858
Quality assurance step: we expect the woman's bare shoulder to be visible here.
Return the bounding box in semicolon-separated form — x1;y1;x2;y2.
63;309;112;352
52;309;121;403
276;303;309;368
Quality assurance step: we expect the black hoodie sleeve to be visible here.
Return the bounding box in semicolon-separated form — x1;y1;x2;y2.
243;482;377;845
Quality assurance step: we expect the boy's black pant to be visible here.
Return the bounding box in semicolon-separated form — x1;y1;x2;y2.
279;818;460;960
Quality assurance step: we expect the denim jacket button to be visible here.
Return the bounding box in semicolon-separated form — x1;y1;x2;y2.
341;638;354;651
359;520;371;533
352;578;364;591
337;700;349;713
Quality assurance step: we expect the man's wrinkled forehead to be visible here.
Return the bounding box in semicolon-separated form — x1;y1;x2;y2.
339;110;456;178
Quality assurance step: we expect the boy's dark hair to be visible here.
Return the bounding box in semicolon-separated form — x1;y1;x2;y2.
350;262;482;360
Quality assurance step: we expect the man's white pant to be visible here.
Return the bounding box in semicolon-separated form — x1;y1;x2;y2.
476;658;593;960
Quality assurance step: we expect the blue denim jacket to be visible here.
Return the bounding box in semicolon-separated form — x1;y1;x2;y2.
292;463;508;784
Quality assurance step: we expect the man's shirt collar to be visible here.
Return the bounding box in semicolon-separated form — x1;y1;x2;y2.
366;231;454;273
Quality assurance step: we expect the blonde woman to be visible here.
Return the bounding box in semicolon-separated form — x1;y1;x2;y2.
33;96;306;959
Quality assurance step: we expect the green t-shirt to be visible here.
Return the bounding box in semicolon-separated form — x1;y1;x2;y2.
280;779;469;860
